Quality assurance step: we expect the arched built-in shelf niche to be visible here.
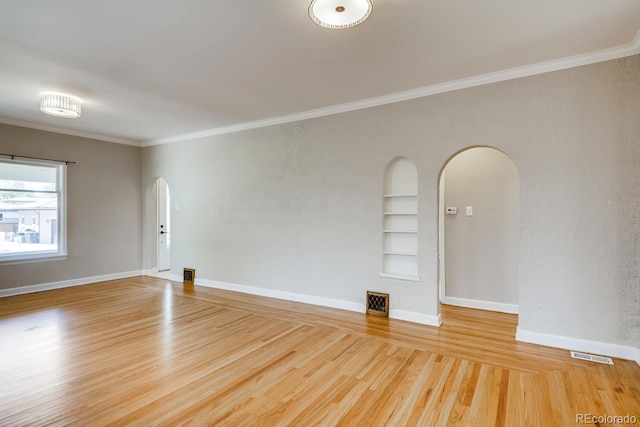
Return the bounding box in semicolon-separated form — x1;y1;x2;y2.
381;157;419;281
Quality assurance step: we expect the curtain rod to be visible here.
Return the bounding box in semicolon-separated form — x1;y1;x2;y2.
0;153;77;165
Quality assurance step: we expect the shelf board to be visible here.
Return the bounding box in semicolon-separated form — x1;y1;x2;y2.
383;251;417;256
380;272;420;282
383;230;418;233
383;212;417;216
383;194;417;198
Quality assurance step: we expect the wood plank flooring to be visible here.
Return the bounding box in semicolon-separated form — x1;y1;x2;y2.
0;276;638;426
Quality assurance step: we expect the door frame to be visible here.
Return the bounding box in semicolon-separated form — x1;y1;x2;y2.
437;145;520;314
156;177;171;272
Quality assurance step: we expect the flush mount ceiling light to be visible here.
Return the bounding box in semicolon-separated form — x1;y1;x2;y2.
309;0;372;29
40;92;82;118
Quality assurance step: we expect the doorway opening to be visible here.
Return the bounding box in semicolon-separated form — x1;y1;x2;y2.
438;147;520;314
156;177;171;272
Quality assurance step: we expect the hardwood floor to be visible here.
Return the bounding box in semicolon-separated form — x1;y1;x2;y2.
0;276;638;426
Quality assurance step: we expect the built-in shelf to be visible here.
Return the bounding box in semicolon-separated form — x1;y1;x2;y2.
383;212;417;216
383;251;418;256
382;158;419;280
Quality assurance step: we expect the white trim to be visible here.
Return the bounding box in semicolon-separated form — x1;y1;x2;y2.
0;159;67;265
144;268;182;281
437;173;446;302
196;277;364;313
0;270;143;298
142;33;640;147
0;118;140;146
183;276;441;327
632;29;640;52
441;296;518;314
390;309;442;327
0;255;67;266
516;328;640;364
146;271;182;281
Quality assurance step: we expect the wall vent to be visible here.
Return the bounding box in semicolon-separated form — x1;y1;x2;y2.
183;268;195;285
570;351;614;365
366;291;389;317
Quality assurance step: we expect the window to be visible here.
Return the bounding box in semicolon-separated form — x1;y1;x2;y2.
0;159;66;263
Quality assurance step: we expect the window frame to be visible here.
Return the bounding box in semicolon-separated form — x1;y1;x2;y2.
0;158;67;264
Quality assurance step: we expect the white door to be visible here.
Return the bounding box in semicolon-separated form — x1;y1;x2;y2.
157;178;171;272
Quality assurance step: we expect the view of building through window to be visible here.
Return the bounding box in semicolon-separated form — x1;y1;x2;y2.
0;160;63;259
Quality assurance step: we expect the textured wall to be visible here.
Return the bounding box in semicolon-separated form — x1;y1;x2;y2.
142;123;439;316
443;147;519;305
143;55;639;349
0;125;142;288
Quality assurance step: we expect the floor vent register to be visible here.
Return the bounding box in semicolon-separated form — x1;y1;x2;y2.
366;291;389;318
570;351;614;365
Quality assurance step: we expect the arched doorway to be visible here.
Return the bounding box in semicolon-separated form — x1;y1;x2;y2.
155;177;171;272
438;147;520;313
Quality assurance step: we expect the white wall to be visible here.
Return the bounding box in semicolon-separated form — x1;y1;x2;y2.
443;147;519;309
143;125;439;321
142;55;640;352
0;124;142;289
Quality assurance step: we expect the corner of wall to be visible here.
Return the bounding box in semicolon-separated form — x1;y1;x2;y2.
441;296;518;314
516;327;640;364
632;29;640;53
191;277;442;327
390;309;441;327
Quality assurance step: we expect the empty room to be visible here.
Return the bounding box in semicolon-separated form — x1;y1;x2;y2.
1;1;639;425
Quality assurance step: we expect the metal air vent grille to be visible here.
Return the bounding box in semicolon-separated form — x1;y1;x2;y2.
366;291;389;317
570;351;613;365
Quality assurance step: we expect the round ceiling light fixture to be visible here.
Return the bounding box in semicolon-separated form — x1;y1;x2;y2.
40;92;82;118
309;0;373;29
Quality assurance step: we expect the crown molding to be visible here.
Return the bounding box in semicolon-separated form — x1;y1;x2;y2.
0;117;140;146
143;30;640;147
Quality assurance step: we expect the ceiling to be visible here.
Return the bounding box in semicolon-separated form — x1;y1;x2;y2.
0;1;639;146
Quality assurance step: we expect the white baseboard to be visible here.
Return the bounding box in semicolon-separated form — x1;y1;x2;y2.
390;309;442;327
516;328;640;364
185;276;442;327
145;270;181;281
0;270;143;298
441;296;518;314
196;277;365;313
